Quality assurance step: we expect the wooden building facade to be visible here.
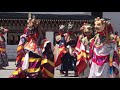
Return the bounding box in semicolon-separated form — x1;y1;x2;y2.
0;12;103;59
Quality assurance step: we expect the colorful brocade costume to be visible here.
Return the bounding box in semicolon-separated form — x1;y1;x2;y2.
60;31;77;75
9;27;42;78
40;39;54;78
15;33;27;67
88;33;119;78
54;24;77;76
0;27;9;69
88;17;119;78
10;18;54;78
54;34;66;68
73;23;93;77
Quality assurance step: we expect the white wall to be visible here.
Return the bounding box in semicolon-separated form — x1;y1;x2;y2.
46;31;54;45
103;12;120;35
4;32;7;45
4;33;17;60
6;45;17;59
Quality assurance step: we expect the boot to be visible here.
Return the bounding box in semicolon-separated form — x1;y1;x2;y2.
60;70;65;74
0;66;5;69
65;71;68;76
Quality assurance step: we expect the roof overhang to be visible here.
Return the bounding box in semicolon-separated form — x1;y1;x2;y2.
0;12;110;21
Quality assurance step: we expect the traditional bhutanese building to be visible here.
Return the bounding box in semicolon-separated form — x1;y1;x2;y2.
0;12;104;59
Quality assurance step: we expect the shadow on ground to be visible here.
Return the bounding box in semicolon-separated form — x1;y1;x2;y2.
8;59;15;62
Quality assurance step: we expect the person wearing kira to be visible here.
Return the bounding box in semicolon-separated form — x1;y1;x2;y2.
73;22;94;78
10;15;54;78
0;26;9;69
88;17;119;78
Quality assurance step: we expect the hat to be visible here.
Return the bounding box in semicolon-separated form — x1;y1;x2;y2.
80;23;92;31
94;17;113;35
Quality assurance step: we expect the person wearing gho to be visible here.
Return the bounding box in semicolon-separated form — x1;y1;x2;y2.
0;26;9;69
88;17;119;78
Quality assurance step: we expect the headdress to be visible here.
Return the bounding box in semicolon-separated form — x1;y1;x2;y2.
94;17;114;35
0;26;8;35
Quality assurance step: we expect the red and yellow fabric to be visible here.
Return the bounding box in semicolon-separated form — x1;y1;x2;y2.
24;39;37;52
9;67;24;78
74;37;88;76
54;44;66;67
16;44;25;63
17;45;24;52
16;34;27;64
21;57;41;73
76;50;87;76
41;58;54;78
24;39;41;55
0;47;6;52
10;57;42;78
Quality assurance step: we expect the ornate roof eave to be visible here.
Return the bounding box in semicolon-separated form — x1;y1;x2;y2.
0;19;27;20
0;12;110;21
